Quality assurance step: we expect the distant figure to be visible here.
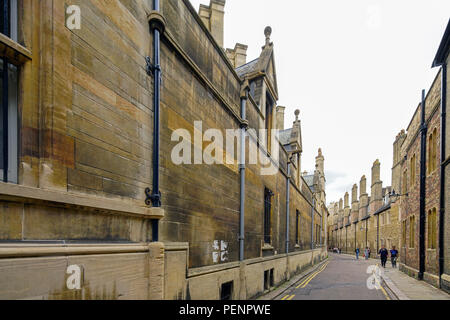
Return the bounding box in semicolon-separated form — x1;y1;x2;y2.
364;247;370;260
379;245;389;268
390;246;399;268
368;248;371;258
355;248;360;260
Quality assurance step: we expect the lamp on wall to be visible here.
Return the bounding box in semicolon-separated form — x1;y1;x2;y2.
388;190;409;202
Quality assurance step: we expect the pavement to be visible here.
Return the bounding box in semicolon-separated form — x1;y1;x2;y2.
257;253;450;300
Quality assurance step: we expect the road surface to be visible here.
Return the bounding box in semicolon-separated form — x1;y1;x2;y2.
278;253;391;300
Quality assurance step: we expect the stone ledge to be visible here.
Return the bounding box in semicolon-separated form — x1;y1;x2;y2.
0;243;150;258
0;182;164;219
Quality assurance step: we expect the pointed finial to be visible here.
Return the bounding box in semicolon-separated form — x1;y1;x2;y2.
295;109;300;122
318;148;323;157
264;26;272;46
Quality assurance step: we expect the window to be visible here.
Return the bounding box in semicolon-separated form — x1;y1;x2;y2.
428;128;438;174
265;93;273;153
0;58;18;183
427;208;437;249
409;215;415;249
410;154;416;187
249;81;256;99
220;282;233;301
387;211;391;225
264;188;273;244
402;220;407;247
295;210;300;245
402;169;408;194
264;269;274;291
1;0;18;42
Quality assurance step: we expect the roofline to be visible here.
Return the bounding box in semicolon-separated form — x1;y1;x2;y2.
432;19;450;67
374;203;391;216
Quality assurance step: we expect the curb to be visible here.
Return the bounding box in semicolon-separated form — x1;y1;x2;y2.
256;258;330;300
380;273;410;300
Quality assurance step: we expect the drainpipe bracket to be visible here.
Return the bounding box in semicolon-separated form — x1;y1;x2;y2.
240;120;249;129
145;188;162;208
240;79;250;99
148;10;166;34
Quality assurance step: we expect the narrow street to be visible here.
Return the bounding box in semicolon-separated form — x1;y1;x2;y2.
278;254;391;300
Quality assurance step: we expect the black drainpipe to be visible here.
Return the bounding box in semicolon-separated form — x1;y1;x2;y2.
439;63;447;286
286;162;291;254
365;219;368;249
146;0;166;242
377;214;380;253
239;85;248;262
2;0;10;183
311;198;315;250
419;89;428;280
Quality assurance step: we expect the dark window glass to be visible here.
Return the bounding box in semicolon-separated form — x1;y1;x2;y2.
220;282;233;301
264;188;272;244
0;57;18;183
1;0;18;41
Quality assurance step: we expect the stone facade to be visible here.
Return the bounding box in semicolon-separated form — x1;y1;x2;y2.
0;0;327;300
431;20;450;294
397;69;442;288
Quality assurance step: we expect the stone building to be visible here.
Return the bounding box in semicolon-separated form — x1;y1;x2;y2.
0;0;327;300
396;69;442;288
327;160;401;259
388;20;450;292
431;18;449;294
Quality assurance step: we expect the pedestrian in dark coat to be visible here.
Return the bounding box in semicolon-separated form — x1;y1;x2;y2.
379;245;389;268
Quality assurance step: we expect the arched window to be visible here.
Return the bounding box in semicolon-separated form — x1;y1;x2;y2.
427;208;437;249
409;215;415;249
410;155;416;187
432;128;437;172
402;169;408;194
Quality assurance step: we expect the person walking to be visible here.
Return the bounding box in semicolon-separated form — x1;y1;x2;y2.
390;246;399;268
379;245;388;268
355;248;360;260
364;247;370;260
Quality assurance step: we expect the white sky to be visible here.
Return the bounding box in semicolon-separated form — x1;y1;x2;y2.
189;0;450;204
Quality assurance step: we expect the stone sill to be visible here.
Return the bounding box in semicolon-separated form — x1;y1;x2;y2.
0;33;32;65
0;182;164;219
262;244;274;251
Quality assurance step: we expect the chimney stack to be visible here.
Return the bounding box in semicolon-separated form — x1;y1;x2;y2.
199;0;226;48
370;159;383;211
226;43;248;68
276;106;285;130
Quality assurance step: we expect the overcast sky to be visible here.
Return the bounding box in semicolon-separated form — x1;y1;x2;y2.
189;0;449;204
